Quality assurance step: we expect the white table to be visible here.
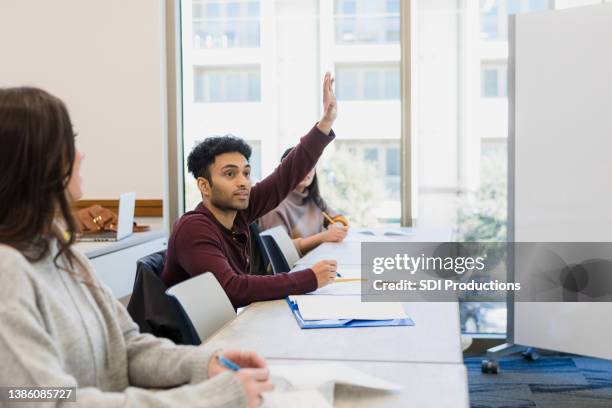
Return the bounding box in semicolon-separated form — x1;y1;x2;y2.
204;227;469;407
74;217;167;298
267;359;469;408
205;299;463;365
294;227;453;267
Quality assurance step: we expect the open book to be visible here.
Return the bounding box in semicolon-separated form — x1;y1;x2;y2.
262;362;403;407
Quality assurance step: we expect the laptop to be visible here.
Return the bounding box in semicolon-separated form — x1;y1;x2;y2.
78;192;136;242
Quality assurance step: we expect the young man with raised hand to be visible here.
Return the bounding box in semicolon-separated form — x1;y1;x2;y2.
162;73;339;308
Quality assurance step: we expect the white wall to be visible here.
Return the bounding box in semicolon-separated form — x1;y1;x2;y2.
0;0;165;200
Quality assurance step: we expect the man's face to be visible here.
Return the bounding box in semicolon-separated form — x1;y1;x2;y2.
199;152;252;211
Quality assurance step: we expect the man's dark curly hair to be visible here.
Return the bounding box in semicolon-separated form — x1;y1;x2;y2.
187;135;252;184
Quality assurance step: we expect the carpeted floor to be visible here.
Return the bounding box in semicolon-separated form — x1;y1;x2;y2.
465;355;612;408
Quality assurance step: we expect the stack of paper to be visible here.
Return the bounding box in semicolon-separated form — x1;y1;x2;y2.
288;295;408;320
309;280;362;296
262;362;403;408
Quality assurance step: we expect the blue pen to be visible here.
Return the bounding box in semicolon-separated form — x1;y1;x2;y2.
217;355;241;371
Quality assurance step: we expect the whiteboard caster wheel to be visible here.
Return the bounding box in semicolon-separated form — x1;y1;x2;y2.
481;359;499;374
522;348;540;361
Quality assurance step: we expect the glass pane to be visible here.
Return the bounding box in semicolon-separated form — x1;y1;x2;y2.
247;1;259;17
364;147;378;162
205;2;220;18
480;0;500;40
226;2;241;18
385;147;400;176
334;0;399;44
182;0;402;227
193;67;260;103
247;140;262;181
363;71;379;99
415;0;554;335
193;1;260;48
482;68;499;97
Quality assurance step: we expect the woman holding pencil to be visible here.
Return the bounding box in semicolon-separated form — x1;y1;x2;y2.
259;147;349;255
0;87;272;407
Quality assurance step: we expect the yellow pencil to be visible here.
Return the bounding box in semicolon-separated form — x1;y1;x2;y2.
334;278;366;283
322;211;335;225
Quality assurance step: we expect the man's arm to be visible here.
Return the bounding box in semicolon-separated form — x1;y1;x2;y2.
245;73;337;223
176;219;317;308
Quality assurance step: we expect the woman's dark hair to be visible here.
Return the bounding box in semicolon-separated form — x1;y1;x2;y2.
0;87;79;266
281;147;326;211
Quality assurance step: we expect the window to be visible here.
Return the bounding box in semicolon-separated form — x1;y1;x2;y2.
418;0;567;334
336;64;400;100
335;140;401;205
480;0;551;41
334;0;400;44
192;0;260;48
481;64;507;98
193;66;261;103
247;140;262;182
182;0;404;225
480;0;501;40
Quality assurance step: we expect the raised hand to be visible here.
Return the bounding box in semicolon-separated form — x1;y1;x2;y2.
317;72;337;135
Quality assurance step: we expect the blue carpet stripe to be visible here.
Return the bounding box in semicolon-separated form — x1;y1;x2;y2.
465;355;612;407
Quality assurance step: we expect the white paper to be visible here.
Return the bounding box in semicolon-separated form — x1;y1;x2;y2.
308;281;362;296
269;362;403;392
289;295;408;320
262;390;332;408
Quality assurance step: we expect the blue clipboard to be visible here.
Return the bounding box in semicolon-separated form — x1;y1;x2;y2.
286;298;415;329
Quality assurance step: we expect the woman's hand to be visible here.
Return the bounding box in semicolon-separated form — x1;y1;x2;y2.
235;368;275;408
321;224;348;243
208;349;267;378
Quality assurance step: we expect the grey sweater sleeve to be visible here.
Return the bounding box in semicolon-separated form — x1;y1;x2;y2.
0;250;247;408
112;293;221;386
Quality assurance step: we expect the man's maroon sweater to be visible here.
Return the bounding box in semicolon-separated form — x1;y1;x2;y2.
161;125;334;308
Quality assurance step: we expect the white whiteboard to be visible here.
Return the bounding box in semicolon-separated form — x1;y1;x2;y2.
511;4;612;359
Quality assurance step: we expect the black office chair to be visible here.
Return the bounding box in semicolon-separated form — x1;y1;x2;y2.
258;234;291;274
249;222;271;275
127;250;200;345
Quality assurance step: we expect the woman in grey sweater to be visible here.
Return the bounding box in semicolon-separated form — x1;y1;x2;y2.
0;87;272;407
259;147;349;255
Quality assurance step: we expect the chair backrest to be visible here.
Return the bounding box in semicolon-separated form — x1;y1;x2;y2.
249;222;271;274
127;250;200;345
260;226;300;269
259;235;291;274
137;250;166;277
165;272;236;343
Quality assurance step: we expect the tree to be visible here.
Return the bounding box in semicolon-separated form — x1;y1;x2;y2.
317;148;386;227
457;152;507;242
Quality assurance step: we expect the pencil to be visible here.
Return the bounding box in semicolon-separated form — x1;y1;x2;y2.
322;211;335;225
334;278;366;283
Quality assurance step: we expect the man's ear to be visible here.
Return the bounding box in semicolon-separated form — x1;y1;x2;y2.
197;177;211;198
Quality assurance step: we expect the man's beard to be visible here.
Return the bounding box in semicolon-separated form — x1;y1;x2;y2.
210;192;249;211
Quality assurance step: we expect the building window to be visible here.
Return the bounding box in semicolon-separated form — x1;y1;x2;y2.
193;66;261;103
385;147;400;176
246;140;262;182
334;0;400;44
335;140;401;202
336;63;400;101
193;0;260;48
481;64;507;98
480;0;550;41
